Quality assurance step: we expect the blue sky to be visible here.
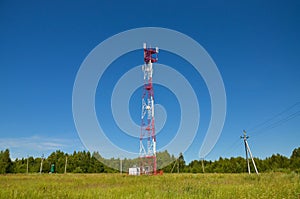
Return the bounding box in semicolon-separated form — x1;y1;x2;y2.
0;1;299;163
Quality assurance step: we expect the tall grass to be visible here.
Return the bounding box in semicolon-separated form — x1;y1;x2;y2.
0;173;299;198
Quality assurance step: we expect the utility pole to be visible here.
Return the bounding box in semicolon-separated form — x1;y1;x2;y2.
241;130;259;174
201;158;205;173
242;131;250;174
170;157;180;173
64;156;68;174
39;154;44;174
120;158;122;174
26;156;29;174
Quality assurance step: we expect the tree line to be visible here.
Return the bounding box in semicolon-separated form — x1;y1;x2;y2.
0;147;299;174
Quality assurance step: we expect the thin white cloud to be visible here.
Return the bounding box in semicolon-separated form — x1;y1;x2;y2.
0;136;85;159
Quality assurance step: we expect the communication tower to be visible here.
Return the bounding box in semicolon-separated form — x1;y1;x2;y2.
139;43;158;175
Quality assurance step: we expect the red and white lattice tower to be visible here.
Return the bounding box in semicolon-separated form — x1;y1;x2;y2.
139;43;158;175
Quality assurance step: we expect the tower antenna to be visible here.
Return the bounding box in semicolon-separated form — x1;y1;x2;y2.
240;130;259;174
139;43;159;175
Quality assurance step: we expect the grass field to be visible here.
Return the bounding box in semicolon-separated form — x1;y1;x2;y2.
0;173;299;198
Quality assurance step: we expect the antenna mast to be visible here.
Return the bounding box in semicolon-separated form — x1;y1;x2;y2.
241;130;259;174
139;43;158;175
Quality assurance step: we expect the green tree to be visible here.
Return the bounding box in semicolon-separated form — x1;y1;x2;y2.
188;160;202;173
156;150;176;170
264;154;290;171
290;147;300;172
178;152;186;172
0;149;12;173
46;150;66;173
11;158;27;173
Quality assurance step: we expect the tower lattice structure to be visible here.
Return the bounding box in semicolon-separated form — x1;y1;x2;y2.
139;43;158;175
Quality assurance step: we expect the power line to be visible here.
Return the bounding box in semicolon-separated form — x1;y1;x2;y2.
248;102;300;132
256;111;300;132
251;110;300;139
244;102;300;139
224;137;242;157
219;102;300;159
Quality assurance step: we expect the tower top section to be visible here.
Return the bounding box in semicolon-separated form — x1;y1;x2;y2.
142;43;159;81
143;43;158;64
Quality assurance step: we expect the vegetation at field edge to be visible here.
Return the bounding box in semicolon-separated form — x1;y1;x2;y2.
1;147;300;174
